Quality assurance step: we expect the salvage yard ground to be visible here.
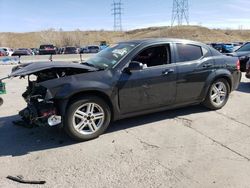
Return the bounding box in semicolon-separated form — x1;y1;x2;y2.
0;57;250;187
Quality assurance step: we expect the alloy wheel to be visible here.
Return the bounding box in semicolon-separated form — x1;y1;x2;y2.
210;81;227;106
72;103;105;135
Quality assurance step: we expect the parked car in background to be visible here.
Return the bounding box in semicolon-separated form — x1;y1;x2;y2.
99;41;109;51
227;42;250;72
31;48;39;55
211;43;234;53
18;48;34;55
62;46;77;54
88;45;100;53
80;45;100;53
8;38;241;141
0;47;14;56
39;44;56;55
232;43;242;52
76;47;81;54
0;49;8;56
79;47;88;54
57;48;63;54
12;49;32;56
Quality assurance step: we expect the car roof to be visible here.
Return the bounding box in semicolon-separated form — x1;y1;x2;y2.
120;38;206;46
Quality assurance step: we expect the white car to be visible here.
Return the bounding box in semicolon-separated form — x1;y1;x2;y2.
0;47;14;56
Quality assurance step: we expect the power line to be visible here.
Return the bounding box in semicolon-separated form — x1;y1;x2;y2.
112;0;123;31
171;0;189;26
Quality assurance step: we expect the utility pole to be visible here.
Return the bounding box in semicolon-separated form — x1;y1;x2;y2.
171;0;189;26
112;0;123;31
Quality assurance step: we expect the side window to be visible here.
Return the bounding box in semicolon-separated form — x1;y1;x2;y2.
176;43;203;62
132;45;171;68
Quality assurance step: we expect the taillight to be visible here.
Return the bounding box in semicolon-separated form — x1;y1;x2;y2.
236;60;240;71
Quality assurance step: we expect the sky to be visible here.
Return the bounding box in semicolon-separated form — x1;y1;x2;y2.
0;0;250;32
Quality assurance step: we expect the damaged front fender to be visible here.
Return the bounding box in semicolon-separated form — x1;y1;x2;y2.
8;61;100;127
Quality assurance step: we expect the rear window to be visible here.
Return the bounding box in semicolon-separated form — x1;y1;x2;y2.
176;44;203;62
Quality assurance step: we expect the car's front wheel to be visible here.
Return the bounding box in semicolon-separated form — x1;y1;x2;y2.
203;78;230;110
64;96;111;141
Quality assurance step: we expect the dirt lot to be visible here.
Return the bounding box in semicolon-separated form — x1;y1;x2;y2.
0;61;250;188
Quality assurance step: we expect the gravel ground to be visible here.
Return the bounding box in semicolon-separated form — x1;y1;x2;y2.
0;61;250;188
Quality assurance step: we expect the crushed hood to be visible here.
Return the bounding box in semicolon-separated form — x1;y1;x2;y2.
10;61;97;77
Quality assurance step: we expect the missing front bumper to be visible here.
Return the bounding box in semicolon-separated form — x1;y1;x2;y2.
19;101;62;127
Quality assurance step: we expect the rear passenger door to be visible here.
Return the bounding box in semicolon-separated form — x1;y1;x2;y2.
174;43;215;104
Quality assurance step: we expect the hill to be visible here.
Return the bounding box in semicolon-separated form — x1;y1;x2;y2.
0;26;250;48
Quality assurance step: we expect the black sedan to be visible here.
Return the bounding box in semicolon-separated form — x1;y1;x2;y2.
5;38;241;141
62;46;77;54
227;42;250;72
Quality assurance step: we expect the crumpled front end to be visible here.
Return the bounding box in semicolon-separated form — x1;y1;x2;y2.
10;61;96;127
19;77;62;127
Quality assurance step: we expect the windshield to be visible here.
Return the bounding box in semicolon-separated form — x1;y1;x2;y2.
236;43;250;52
85;43;137;69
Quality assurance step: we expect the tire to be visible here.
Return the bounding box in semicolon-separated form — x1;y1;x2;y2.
64;96;111;141
203;78;230;110
240;61;246;72
0;97;3;106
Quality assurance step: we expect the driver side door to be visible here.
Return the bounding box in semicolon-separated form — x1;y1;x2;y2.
117;44;177;114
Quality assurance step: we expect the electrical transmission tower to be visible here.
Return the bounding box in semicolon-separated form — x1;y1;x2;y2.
171;0;189;26
112;0;123;31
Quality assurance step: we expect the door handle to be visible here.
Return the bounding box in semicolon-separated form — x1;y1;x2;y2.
203;63;213;68
162;69;175;75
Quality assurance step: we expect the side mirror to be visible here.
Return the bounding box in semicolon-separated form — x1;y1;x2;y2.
124;61;143;74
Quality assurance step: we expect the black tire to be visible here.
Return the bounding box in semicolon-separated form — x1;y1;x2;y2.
240;61;246;72
203;78;230;110
64;96;111;141
0;97;3;106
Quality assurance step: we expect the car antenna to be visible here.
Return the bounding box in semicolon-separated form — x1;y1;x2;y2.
18;55;21;64
80;53;83;63
49;54;53;62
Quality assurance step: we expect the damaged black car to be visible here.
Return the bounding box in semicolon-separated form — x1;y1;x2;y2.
2;39;241;141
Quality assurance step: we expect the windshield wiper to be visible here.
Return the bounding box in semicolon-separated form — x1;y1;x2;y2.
83;62;96;68
82;62;106;71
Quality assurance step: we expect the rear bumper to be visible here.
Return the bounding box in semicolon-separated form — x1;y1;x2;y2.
232;71;242;91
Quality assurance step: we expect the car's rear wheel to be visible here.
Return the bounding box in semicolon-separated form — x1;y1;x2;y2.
203;78;230;110
0;97;3;106
64;96;111;141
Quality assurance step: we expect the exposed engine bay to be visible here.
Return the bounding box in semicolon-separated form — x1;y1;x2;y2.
10;62;97;127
